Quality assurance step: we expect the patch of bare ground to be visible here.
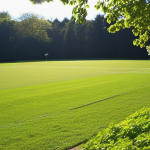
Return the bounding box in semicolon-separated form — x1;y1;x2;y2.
68;147;81;150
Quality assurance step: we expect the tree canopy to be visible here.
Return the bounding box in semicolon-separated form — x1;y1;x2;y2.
29;0;150;50
18;13;51;42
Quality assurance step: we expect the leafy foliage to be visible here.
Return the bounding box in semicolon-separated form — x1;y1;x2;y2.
146;46;150;55
0;12;11;20
82;107;150;150
18;13;51;42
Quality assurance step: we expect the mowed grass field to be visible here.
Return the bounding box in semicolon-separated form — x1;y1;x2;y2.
0;60;150;150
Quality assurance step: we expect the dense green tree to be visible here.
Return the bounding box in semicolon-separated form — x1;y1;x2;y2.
18;13;51;42
47;18;65;58
0;12;52;62
63;20;76;58
74;23;85;58
0;12;11;20
0;13;17;61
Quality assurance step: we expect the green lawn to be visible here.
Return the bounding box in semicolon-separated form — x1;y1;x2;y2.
0;60;150;150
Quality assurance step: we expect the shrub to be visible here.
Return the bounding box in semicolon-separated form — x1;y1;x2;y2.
82;107;150;150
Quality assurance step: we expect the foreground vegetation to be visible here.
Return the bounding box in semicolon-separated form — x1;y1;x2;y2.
82;107;150;150
0;60;150;150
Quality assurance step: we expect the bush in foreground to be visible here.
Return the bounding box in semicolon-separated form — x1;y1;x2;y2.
82;108;150;150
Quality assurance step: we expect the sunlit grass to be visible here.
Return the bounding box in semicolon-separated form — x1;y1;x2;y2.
0;60;150;149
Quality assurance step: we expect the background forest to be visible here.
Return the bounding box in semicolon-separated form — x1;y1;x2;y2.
0;12;148;62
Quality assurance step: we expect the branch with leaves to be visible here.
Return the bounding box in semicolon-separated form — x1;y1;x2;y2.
30;0;90;24
96;0;150;48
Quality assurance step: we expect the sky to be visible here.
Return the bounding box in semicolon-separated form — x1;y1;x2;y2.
0;0;102;21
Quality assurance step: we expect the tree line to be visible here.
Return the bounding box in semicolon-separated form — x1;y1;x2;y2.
0;12;148;62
